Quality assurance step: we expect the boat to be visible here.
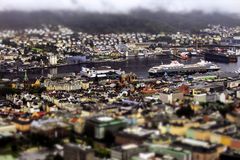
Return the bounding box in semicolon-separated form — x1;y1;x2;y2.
236;49;240;56
155;49;170;57
188;51;203;57
148;60;220;77
80;66;125;79
172;51;189;60
204;49;238;63
179;52;189;60
137;52;145;57
145;52;155;57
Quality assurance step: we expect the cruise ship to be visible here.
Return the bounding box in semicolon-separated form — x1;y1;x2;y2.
148;60;220;77
80;66;125;78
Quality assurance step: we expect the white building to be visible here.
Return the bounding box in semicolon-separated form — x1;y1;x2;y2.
49;55;58;65
158;92;184;104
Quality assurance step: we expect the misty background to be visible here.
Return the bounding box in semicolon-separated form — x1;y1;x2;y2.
0;0;240;33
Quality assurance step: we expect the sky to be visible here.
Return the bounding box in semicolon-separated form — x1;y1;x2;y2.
0;0;239;14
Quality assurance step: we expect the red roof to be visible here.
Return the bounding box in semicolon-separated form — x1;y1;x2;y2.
70;117;79;123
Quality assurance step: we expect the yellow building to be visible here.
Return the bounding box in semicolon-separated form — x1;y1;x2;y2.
13;118;32;132
31;79;41;88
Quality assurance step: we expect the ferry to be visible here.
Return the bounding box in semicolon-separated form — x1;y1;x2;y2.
80;66;125;79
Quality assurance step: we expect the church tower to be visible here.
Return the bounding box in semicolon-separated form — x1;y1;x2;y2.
24;70;28;82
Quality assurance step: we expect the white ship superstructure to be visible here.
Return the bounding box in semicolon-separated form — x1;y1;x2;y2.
148;60;220;77
81;66;124;78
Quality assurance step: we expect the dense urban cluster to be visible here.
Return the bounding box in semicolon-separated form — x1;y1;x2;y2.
0;25;240;74
1;25;240;160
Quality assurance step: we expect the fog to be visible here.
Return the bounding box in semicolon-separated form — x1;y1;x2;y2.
0;0;239;14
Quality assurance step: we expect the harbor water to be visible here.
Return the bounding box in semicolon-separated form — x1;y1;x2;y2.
2;56;240;79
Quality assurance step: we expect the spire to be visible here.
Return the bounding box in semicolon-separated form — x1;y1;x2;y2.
24;70;28;82
164;72;168;77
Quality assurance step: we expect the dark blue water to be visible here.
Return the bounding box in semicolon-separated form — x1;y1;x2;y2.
2;56;240;79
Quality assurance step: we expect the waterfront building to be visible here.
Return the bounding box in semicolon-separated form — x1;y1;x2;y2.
13;117;32;132
49;54;58;65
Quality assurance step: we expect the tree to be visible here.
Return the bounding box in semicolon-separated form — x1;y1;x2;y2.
11;143;18;152
95;147;110;158
176;105;194;119
54;154;63;160
69;128;76;143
